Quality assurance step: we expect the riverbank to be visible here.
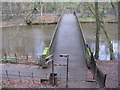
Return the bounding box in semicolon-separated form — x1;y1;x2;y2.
0;15;59;28
0;15;118;28
79;15;118;23
96;60;119;88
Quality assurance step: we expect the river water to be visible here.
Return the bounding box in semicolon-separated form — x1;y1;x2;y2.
81;23;118;60
1;23;118;60
1;25;56;58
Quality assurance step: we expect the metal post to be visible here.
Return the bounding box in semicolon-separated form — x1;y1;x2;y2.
66;55;69;88
52;59;54;86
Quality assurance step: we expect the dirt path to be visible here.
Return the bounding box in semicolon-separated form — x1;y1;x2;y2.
96;60;119;88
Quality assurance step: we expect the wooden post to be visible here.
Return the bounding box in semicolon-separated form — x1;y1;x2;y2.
15;54;17;61
4;53;7;60
46;73;47;78
18;71;21;82
32;73;34;83
103;74;107;88
52;59;54;86
6;70;9;81
26;55;28;63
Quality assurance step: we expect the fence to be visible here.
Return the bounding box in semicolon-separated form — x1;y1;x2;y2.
74;11;107;88
1;70;66;88
1;53;40;65
2;70;48;88
90;47;107;88
3;70;48;81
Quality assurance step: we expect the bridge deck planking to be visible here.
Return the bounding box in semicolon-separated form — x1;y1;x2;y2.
52;14;99;88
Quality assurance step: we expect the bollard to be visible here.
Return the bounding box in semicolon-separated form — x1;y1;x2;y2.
6;70;9;81
32;73;34;83
46;73;47;78
18;71;21;82
15;54;17;61
26;55;28;64
4;53;7;60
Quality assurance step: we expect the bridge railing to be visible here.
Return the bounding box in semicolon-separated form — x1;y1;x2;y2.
86;45;107;88
49;14;63;54
40;13;63;68
74;11;86;53
74;11;107;88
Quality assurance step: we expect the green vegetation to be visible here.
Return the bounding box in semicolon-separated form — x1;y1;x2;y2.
42;47;50;59
0;59;18;64
81;16;95;19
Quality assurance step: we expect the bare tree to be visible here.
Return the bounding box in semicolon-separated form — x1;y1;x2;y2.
89;3;114;60
118;1;120;60
95;2;100;59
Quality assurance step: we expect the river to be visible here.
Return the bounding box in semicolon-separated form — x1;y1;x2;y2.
1;25;56;58
81;23;118;60
1;23;118;60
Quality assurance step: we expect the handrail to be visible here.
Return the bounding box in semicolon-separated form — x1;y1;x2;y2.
41;13;63;68
48;14;63;54
74;11;107;88
74;11;87;51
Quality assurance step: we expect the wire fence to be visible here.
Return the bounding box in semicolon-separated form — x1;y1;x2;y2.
1;70;65;81
1;69;66;88
1;53;41;65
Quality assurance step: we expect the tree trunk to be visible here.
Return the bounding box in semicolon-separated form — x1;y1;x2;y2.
100;24;114;60
118;1;120;39
118;1;120;60
111;2;118;17
40;2;43;16
89;5;114;60
95;2;100;59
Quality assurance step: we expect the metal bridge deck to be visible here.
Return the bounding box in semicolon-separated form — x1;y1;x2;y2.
52;14;99;88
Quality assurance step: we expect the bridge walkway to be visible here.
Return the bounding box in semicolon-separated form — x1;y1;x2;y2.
52;14;99;88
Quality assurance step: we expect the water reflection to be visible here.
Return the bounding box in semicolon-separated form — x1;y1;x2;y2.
1;23;118;60
81;23;118;60
1;25;56;58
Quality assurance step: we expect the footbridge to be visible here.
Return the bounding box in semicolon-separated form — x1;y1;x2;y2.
41;12;106;88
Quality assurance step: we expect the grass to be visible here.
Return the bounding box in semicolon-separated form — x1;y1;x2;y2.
0;59;18;64
81;16;95;19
